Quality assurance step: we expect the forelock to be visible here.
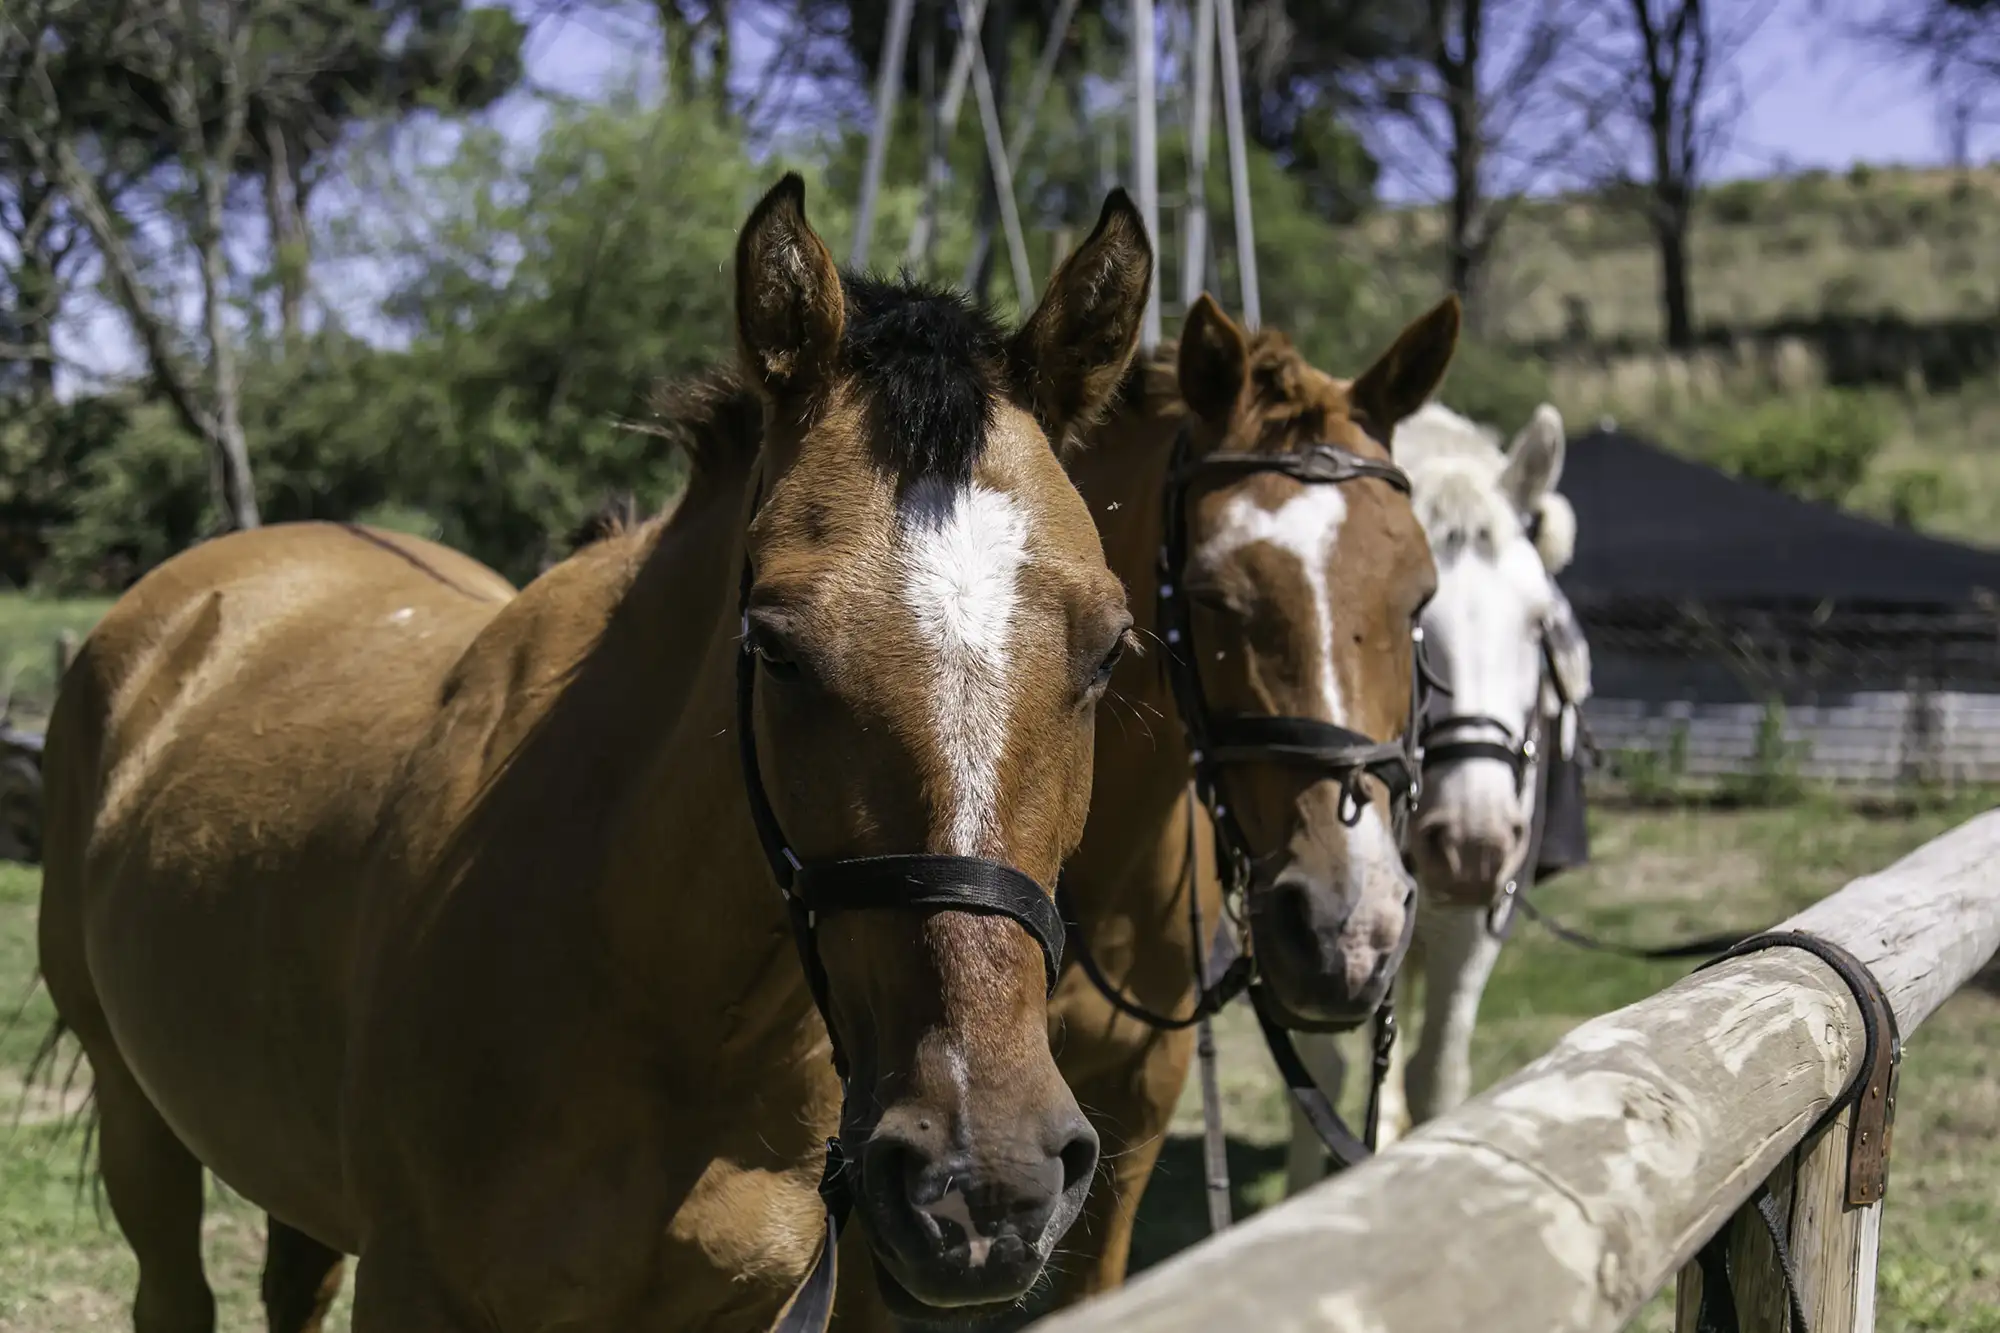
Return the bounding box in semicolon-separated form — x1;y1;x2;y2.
1413;463;1524;561
840;272;1008;496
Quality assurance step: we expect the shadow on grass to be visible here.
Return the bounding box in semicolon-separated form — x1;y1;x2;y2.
990;1135;1289;1331
1126;1133;1289;1276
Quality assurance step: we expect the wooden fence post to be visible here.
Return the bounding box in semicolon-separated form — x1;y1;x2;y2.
1674;1108;1882;1333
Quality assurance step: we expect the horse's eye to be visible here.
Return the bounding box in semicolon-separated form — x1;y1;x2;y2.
1093;638;1127;689
1086;626;1134;700
757;643;801;682
746;624;803;682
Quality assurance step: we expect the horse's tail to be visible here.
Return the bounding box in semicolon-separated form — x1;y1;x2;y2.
14;1005;104;1215
16;627;107;1214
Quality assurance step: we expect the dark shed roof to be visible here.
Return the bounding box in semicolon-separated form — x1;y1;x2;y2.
1557;426;2000;611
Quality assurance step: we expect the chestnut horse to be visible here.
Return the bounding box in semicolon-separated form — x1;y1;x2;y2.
832;294;1458;1327
38;177;1155;1332
1284;400;1593;1192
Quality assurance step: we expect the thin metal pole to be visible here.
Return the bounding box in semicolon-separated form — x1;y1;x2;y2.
1213;0;1259;328
957;0;1034;307
915;0;943;271
940;0;990;132
1005;0;1080;169
852;0;918;270
958;0;1079;286
1130;0;1162;348
904;0;991;265
1182;0;1215;312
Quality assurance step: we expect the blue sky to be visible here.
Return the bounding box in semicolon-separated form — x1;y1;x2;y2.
518;0;1999;197
50;0;2000;386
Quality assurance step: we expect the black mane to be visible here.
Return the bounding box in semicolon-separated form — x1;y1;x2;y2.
839;271;1006;494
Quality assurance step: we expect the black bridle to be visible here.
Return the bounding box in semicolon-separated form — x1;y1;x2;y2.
1416;627;1581;939
1064;422;1442;1181
736;485;1069;1333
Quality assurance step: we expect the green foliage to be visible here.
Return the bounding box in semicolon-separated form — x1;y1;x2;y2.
1432;338;1552;431
40;403;211;591
1718;700;1809;807
1707;178;1764;225
1884;466;1947;528
1613;723;1689;806
1698;391;1890;505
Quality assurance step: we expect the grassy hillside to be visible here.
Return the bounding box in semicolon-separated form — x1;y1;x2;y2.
1341;165;2000;551
1347;164;2000;345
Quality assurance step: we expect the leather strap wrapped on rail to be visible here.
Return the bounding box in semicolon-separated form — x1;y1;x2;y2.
1688;930;1903;1333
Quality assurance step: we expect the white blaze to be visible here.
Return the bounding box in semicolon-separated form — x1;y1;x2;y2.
898;483;1030;856
1199;486;1351;726
1198;485;1408;885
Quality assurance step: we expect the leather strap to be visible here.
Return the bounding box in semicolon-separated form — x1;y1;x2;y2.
797;856;1066;995
1250;984;1375;1170
772;1139;850;1333
1688;931;1903;1333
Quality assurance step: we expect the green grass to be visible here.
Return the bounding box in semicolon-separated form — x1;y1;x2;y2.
1130;792;2000;1333
2;796;1993;1330
0;593;112;728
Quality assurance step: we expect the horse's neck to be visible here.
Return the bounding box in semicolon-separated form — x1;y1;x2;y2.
1066;402;1199;905
584;468;820;1051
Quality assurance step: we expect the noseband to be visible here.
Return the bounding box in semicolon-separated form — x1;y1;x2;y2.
1419;635;1574;794
1417;631;1582;936
733;491;1067;1084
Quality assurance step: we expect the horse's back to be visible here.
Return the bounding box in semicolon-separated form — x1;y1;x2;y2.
39;521;513;1246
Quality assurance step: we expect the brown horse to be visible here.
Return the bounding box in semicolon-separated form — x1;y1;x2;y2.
834;294;1459;1327
38;176;1155;1332
1043;295;1456;1301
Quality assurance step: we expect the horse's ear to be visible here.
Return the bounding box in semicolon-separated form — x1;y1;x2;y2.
1177;293;1248;430
1501;402;1566;511
1349;295;1460;444
735;173;844;400
1009;189;1153;454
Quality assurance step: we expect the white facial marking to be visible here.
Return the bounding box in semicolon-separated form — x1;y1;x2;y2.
898;483;1030;856
1198;486;1351;725
1200;484;1414;927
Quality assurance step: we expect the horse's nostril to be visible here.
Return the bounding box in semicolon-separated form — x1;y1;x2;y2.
1056;1120;1099;1197
1508;820;1526;846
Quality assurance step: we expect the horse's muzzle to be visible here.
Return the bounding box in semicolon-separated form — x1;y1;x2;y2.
855;1110;1098;1313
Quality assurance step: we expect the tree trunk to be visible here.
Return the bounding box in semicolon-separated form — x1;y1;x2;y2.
659;1;695;103
17;180;59;404
1436;0;1489;333
708;0;733;122
1654;196;1695;350
195;160;260;531
263;120;307;344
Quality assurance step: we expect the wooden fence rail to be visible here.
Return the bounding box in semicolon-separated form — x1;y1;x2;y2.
1030;810;2000;1333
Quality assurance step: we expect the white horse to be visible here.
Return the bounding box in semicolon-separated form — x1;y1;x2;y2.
1284;400;1594;1190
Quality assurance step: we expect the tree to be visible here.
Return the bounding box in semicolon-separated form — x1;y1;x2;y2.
658;0;734;117
8;0;321;531
1567;0;1772;349
1357;0;1586;332
1840;0;1999;166
60;0;525;341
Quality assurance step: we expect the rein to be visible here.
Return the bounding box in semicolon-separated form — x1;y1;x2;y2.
735;482;1069;1333
1065;423;1441;1213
